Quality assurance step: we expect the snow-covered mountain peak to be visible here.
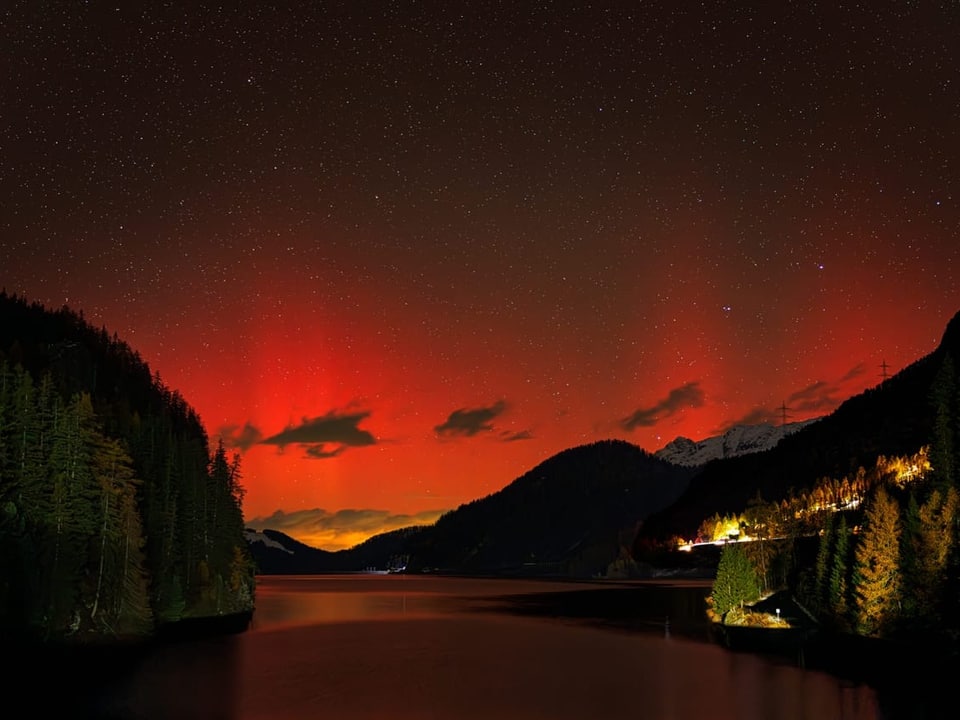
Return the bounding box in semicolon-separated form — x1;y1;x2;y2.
244;528;294;554
654;418;819;467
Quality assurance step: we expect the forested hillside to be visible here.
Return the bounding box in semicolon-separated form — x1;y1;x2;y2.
669;310;960;645
0;292;255;642
403;439;697;577
247;439;695;577
638;309;960;547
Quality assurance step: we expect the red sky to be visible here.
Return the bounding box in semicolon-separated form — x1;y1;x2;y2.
2;4;958;549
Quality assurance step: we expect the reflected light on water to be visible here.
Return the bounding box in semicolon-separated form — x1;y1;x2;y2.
94;576;888;720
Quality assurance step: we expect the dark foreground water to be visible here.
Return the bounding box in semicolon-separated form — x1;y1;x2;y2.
44;575;948;719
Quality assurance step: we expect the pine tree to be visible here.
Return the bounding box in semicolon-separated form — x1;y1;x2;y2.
178;433;211;613
853;487;902;637
134;414;185;623
44;392;102;635
0;367;61;631
710;542;759;618
204;439;254;615
11;366;48;520
90;433;153;635
0;359;25;629
0;359;15;505
828;515;850;629
912;487;957;627
812;514;834;613
742;493;773;594
900;492;922;623
930;355;956;491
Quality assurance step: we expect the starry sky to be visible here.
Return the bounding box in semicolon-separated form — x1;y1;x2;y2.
3;2;958;550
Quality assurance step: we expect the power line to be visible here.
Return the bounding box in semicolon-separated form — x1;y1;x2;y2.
880;359;889;382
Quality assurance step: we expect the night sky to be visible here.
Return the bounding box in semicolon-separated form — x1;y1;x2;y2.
3;3;958;550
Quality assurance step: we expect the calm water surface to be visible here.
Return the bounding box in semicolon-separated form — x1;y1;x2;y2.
92;575;902;719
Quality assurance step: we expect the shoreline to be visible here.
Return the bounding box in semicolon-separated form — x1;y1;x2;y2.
4;608;254;652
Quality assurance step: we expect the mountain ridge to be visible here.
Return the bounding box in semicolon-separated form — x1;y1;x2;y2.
654;419;821;467
636;307;960;546
249;439;697;576
249;308;960;577
252;418;823;563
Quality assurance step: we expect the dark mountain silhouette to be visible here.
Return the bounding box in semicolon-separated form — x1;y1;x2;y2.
249;309;960;579
251;439;697;576
405;440;696;576
245;529;339;573
636;308;960;548
246;525;426;574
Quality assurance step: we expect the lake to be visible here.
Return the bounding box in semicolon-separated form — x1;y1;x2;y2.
71;575;932;718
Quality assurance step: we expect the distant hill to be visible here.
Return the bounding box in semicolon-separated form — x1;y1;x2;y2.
246;526;425;574
654;419;820;467
636;308;960;548
249;310;960;580
248;419;816;576
248;439;696;577
405;440;696;576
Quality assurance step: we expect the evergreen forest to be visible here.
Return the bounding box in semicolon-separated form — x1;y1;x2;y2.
705;352;960;644
0;292;255;642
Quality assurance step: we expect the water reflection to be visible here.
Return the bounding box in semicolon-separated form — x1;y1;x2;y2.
96;635;242;720
71;576;939;719
250;574;470;627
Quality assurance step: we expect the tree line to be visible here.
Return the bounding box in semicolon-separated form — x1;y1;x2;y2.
710;353;960;642
0;293;254;641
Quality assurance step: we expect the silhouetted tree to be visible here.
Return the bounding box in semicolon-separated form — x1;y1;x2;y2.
907;487;957;629
811;513;834;614
929;355;956;491
90;433;153;635
828;514;851;630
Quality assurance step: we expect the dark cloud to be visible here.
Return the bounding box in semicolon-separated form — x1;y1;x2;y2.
261;410;376;449
218;422;263;451
434;400;507;438
499;429;534;442
621;382;705;431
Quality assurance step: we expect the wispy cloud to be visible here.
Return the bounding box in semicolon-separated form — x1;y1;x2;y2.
839;362;867;383
723;362;871;430
434;400;508;438
499;429;534;442
620;381;705;431
786;380;834;413
218;421;263;451
245;507;447;552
